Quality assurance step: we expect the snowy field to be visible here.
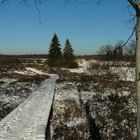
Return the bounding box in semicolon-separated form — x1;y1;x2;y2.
0;57;136;139
63;59;135;82
52;82;91;139
51;59;136;139
51;81;136;139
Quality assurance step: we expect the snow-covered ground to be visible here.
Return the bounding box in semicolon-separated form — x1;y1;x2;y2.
26;67;47;75
0;58;136;139
0;68;50;121
62;59;135;82
52;79;136;139
62;59;96;74
52;82;90;139
110;66;135;81
14;67;48;75
79;80;136;139
0;78;38;120
52;59;136;139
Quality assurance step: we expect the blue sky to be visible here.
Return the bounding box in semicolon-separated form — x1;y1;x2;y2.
0;0;135;55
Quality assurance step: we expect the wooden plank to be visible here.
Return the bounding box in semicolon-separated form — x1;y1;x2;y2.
0;75;58;140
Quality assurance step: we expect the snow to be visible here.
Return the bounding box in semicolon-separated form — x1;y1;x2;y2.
71;59;136;82
0;58;136;139
55;83;79;102
66;117;86;127
66;68;85;73
110;66;135;81
0;78;17;87
0;78;38;116
52;82;90;139
14;70;28;75
61;59;135;82
0;74;59;140
26;67;47;75
80;91;96;102
62;59;97;74
14;70;35;75
53;79;136;139
14;67;56;77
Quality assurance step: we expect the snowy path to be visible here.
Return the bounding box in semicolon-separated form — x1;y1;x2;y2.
0;74;59;140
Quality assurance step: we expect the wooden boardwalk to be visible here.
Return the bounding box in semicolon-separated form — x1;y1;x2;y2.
0;74;58;140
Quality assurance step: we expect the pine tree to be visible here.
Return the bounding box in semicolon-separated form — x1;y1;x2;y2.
63;39;78;68
63;39;74;59
47;33;62;66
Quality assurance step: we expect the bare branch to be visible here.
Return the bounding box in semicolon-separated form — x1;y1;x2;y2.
0;0;45;24
96;0;101;5
74;0;87;4
18;0;31;7
0;0;9;5
128;0;138;9
128;0;140;16
65;0;87;4
121;24;136;48
34;0;42;24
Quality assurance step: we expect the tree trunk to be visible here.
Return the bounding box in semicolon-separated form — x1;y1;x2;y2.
136;16;140;140
127;1;140;139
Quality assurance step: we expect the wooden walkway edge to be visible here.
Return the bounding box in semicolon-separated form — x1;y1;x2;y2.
0;74;59;140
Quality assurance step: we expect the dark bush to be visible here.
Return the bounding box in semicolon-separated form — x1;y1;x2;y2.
0;56;21;65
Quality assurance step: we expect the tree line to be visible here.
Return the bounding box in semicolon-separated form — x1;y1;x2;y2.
98;40;136;61
47;33;78;68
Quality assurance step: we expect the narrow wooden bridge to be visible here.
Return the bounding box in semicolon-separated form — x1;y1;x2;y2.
0;74;59;140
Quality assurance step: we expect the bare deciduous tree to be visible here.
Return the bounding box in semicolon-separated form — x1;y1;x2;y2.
127;0;140;139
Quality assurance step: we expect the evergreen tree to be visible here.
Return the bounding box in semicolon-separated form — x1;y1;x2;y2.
63;39;74;59
63;39;78;68
48;33;62;66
